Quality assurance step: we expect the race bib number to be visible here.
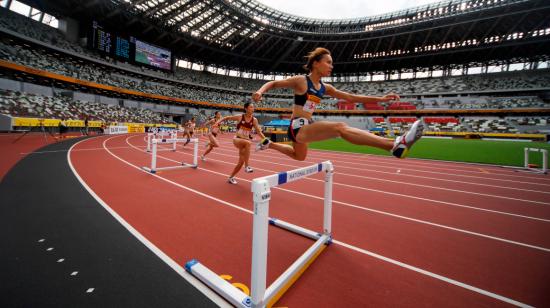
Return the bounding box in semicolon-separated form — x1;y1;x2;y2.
303;94;321;113
291;118;309;129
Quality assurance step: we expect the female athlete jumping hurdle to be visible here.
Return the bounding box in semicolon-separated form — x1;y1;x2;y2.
253;47;424;160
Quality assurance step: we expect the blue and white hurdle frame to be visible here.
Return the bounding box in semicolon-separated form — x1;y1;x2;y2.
142;137;198;173
186;161;334;308
524;147;548;174
146;131;177;152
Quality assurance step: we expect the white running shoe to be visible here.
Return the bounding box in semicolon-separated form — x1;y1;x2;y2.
255;138;271;151
228;177;237;184
391;120;424;159
201;155;206;161
244;166;254;173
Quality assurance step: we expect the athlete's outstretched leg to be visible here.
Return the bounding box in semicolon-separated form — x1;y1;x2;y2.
296;121;394;150
260;120;423;160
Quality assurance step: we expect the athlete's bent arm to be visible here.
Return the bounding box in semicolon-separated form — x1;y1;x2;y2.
252;76;303;102
215;115;241;126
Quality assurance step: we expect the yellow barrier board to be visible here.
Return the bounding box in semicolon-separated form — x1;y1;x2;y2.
127;124;145;133
65;120;84;127
12;117;169;130
88;121;103;128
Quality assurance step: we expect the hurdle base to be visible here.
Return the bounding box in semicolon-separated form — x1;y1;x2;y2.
269;218;322;241
142;164;198;173
185;260;252;308
515;168;548;175
141;167;156;174
187;220;330;308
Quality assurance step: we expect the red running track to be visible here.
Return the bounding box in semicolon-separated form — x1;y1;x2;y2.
0;132;58;180
69;134;550;307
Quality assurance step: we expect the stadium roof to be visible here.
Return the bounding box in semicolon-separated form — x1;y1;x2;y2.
25;0;550;75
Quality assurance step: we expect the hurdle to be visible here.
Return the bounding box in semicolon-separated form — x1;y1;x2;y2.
524;147;548;174
146;131;177;152
142;137;198;173
186;161;334;308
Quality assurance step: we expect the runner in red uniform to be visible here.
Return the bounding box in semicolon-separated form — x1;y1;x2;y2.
215;103;266;184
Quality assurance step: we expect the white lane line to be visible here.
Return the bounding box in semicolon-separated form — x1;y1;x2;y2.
215;147;550;194
128;135;550;223
86;288;94;293
38;239;45;243
212;140;550;187
104;135;535;307
67;137;232;308
57;259;65;263
211;137;549;183
202;147;550;205
335;172;550;205
305;148;550;181
71;271;78;276
258;146;550;185
126;137;550;252
173;138;550;206
208;134;540;177
46;247;54;251
334;240;532;308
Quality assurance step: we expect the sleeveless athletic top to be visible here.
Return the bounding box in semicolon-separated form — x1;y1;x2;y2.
210;118;220;136
236;114;254;138
294;75;325;113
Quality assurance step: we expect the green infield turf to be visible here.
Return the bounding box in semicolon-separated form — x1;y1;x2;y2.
309;137;550;167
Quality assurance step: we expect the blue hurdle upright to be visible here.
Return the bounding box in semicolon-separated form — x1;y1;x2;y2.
186;161;334;307
142;137;198;173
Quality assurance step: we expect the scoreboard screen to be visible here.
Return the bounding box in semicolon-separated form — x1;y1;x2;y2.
135;40;172;70
89;21;172;71
115;36;130;59
92;24;112;54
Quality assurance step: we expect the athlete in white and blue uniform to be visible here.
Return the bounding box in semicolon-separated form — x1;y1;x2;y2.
252;47;424;160
287;75;324;143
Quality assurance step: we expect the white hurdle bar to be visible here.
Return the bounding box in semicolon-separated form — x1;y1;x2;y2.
524;147;548;174
146;131;177;152
186;161;334;308
142;138;198;173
